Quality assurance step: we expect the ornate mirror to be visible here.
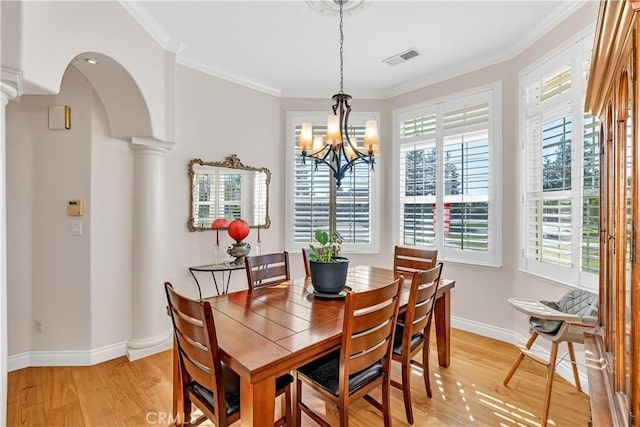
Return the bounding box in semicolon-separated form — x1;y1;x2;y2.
188;155;271;231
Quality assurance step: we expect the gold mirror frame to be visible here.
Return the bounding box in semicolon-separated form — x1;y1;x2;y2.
188;154;271;232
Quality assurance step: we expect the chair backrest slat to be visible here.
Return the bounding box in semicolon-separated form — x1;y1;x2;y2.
404;263;443;340
245;252;291;291
341;277;403;382
393;246;438;275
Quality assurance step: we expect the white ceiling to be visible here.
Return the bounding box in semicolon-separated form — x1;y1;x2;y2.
129;0;588;99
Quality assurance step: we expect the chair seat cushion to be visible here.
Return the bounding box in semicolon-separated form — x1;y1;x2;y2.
190;365;293;417
392;323;424;356
297;350;383;397
190;364;241;417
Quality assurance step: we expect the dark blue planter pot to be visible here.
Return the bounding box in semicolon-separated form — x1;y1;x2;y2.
309;258;349;294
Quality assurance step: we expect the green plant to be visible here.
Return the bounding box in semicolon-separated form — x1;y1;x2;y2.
309;230;343;263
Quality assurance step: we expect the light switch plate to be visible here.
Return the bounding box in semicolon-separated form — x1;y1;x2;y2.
71;221;82;236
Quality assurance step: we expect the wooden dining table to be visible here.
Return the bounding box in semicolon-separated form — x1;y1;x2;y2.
171;265;455;427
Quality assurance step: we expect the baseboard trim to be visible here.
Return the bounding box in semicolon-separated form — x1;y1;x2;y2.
6;316;591;393
451;316;590;394
126;337;172;361
7;341;128;372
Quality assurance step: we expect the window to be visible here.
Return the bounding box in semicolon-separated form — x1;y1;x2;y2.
521;33;598;288
395;83;502;267
285;112;379;253
192;167;242;227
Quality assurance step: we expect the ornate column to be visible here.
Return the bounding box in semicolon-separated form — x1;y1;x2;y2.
127;137;174;361
0;71;20;426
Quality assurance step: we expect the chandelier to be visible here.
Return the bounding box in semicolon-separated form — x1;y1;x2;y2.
297;0;380;188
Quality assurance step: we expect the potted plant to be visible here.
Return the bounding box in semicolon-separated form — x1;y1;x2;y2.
308;230;349;294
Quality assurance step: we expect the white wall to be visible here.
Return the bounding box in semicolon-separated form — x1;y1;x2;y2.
162;65;283;298
8;66;93;353
89;84;134;350
7;64;136;358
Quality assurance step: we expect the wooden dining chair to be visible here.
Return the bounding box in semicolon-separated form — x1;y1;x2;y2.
164;282;293;426
295;276;404;427
301;247;311;278
393;246;438;275
390;263;443;424
244;251;291;291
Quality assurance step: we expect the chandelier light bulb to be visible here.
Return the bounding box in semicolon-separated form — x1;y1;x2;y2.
313;134;325;153
298;122;314;150
326;115;341;146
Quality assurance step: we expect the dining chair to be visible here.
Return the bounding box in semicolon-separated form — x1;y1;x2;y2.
301;247;311;278
390;262;443;424
164;282;293;426
295;276;404;427
393;246;438;275
244;251;291;291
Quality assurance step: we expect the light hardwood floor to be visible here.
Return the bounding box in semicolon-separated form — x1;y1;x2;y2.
7;329;591;426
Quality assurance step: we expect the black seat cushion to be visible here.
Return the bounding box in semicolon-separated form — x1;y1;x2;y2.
297;350;383;397
190;365;293;417
392;323;424;356
190;364;241;417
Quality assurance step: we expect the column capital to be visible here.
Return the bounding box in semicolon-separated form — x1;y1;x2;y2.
130;137;174;155
1;68;22;103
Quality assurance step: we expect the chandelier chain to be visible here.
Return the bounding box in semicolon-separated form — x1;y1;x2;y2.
339;0;344;94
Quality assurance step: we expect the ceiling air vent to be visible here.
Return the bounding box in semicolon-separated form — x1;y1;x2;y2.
383;48;420;66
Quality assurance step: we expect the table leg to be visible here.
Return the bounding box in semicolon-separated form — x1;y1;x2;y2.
240;376;276;427
189;269;202;299
172;337;184;426
224;270;233;294
434;288;451;367
210;271;221;295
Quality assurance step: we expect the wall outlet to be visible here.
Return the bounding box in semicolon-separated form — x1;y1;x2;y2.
34;319;44;333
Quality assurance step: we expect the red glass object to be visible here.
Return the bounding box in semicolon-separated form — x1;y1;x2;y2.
211;218;230;229
227;219;250;241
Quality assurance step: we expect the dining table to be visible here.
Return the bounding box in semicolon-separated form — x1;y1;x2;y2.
171;265;455;427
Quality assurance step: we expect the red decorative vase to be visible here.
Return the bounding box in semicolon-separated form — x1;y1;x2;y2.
228;219;250;241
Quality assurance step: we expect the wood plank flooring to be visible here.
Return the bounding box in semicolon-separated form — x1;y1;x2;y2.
7;329;591;426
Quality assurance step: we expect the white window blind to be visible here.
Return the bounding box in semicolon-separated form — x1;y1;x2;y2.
192;169;243;228
521;34;599;288
286;112;378;253
396;84;501;267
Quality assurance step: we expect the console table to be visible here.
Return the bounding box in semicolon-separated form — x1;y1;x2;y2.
188;262;244;298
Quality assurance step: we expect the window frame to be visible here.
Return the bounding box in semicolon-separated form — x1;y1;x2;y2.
285;111;380;254
518;30;598;290
393;82;503;267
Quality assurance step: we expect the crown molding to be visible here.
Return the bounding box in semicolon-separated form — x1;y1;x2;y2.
507;0;590;59
118;0;181;53
176;56;282;98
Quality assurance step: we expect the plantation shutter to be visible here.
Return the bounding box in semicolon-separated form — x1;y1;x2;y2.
522;46;600;283
396;86;499;267
292;123;372;245
442;103;490;251
582;114;599;273
192;168;243;228
399;112;437;246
